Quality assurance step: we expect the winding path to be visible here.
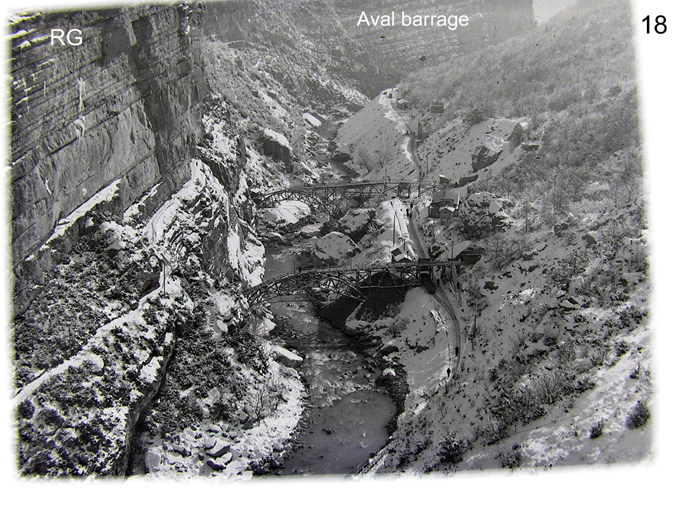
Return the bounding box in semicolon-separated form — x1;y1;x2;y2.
397;103;462;378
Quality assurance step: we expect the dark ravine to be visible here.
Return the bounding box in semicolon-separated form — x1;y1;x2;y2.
256;190;407;475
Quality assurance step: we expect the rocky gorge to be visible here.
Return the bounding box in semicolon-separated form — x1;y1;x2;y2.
9;0;652;482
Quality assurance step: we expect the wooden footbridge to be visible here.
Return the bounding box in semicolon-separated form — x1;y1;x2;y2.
246;259;468;305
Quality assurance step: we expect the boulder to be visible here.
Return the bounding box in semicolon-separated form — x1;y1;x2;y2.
207;459;226;471
272;345;304;368
206;439;231;458
263;231;287;244
559;298;580;310
260;200;310;227
472;135;504;171
298;223;323;238
330;151;351;162
381;368;396;378
262;128;292;170
171;444;190;457
582;231;600;247
336;209;375;242
312;231;360;266
145;451;163;472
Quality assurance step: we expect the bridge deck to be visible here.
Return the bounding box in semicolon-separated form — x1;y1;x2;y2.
246;260;466;304
256;181;451;211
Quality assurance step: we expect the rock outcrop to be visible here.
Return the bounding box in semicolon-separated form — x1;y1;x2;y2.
471;134;505;171
313;231;361;266
261;128;292;171
10;4;207;313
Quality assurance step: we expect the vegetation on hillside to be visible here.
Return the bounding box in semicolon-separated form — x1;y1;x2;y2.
377;0;651;471
404;0;641;222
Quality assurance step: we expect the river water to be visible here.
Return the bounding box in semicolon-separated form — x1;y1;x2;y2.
264;240;396;476
257;116;396;475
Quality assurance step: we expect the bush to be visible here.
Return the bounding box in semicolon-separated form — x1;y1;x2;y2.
438;435;470;464
625;401;650;429
463;107;486;127
386;317;408;338
589;420;604;439
498;444;522;469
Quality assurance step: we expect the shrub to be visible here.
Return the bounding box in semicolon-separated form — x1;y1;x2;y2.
386;317;408;338
625;401;650;429
438;435;470;464
589;420;604;439
574;375;597;393
498;444;522;469
614;340;629;357
463;107;486;127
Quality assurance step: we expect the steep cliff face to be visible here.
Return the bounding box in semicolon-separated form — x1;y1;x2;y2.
9;3;268;476
10;4;206;312
10;1;357;477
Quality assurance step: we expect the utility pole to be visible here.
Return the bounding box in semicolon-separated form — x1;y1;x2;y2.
393;211;396;246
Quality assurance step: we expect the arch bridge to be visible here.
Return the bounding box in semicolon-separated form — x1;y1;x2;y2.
245;260;467;305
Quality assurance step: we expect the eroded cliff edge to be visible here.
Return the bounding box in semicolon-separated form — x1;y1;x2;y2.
11;5;207;314
10;3;283;476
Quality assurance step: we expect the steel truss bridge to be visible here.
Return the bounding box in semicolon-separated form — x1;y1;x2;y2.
245;260;465;305
255;181;449;212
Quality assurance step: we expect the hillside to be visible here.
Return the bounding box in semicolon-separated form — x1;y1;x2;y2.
8;0;652;482
337;0;651;473
9;2;371;476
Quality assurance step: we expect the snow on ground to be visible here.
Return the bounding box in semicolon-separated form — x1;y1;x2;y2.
336;91;414;180
459;325;652;470
203;113;240;158
227;223;265;287
416;117;528;185
260;200;310;226
41;178;121;250
352;198;418;266
142;357;305;481
336;87;528;184
313;231;360;266
386;288;454;396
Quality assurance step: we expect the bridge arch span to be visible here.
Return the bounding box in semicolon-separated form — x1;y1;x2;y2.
246;271;365;305
257;190;331;213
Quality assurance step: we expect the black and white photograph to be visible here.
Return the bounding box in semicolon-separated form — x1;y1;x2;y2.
3;0;680;505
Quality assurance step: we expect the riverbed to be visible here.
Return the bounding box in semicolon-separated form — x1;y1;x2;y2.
264;237;396;475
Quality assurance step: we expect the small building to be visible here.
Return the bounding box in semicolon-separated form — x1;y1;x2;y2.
397;99;410;110
430;101;445;114
456;174;479;187
391;246;411;263
429;189;461;218
449;241;484;265
439;205;456;222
